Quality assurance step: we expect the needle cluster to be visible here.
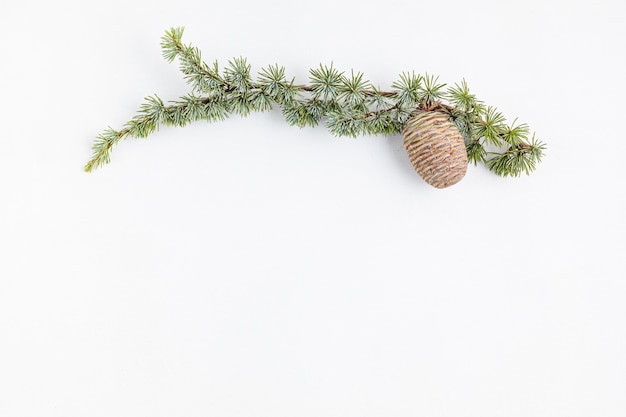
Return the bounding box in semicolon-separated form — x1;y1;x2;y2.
85;27;545;177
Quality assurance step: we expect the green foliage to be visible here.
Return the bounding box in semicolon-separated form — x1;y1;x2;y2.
257;64;293;103
477;106;507;146
391;71;422;108
224;57;251;93
501;119;531;146
447;79;484;115
160;27;184;63
85;26;546;179
309;63;343;102
466;141;487;166
486;134;546;177
85;127;122;172
338;70;369;110
421;73;446;107
282;101;320;128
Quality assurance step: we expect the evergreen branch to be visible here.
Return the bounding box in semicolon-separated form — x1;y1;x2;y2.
86;27;546;179
84;128;126;172
486;134;546;177
84;94;233;172
161;27;223;93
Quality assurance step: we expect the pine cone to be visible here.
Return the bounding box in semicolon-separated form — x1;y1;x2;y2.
402;110;468;188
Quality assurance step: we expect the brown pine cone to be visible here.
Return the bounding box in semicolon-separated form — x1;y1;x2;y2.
402;110;468;188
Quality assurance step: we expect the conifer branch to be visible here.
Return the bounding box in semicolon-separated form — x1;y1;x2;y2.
85;27;545;178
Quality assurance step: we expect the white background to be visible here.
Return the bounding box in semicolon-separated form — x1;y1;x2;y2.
1;0;625;416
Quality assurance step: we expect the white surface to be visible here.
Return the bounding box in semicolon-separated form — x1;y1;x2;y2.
1;0;625;416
